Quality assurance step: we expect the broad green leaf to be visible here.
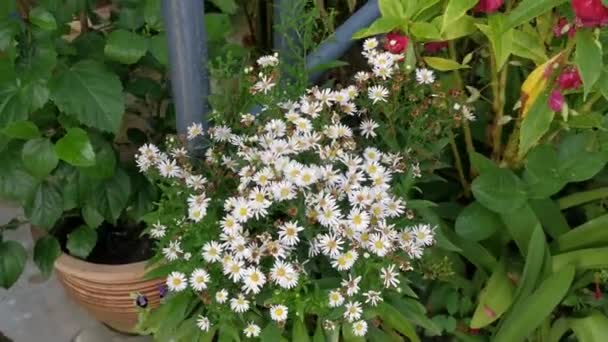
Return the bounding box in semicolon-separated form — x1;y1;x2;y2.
410;22;441;40
470;262;515;329
423;57;470;71
377;302;420;342
22;138;59;179
66;225;97;259
471;168;527;213
438;222;497;272
523;144;564;198
33;236;61;276
0;240;27;288
2;121;40;139
0;81;31;127
24;182;63;229
512;27;548;64
29;7;57;31
260;322;283;341
293;318;310;342
567;112;604;129
342;324;365;342
505;0;568;31
439;15;478;40
84;168;131;223
378;0;405;18
441;0;477;33
205;13;230;42
557;133;607;182
104;29;148;64
493;266;575;342
49;60;125;133
210;0;238;14
599;69;608;100
575;30;602;99
80;136;116;180
512;225;547;303
144;0;163;30
553;247;608;271
518;90;554;158
386;294;441;335
570;312;608;342
148;35;168;65
470;151;497;175
352;17;402;39
500;204;539;256
55;128;95;167
477;15;513;70
529;199;570;239
455;202;503;241
0;142;38;204
82;205;104;229
553;214;608;253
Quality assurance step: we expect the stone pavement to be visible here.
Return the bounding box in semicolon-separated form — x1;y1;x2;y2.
0;203;151;342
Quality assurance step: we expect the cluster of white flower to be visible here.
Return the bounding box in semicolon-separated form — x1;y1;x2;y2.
138;43;437;338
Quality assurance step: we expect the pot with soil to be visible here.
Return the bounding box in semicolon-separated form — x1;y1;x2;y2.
31;218;164;333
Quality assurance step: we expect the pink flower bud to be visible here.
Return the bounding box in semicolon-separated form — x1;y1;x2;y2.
384;32;409;54
572;0;608;27
473;0;504;13
557;68;583;90
553;17;576;37
424;41;449;54
549;90;565;112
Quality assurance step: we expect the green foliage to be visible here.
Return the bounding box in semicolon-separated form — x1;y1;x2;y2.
33;236;62;277
0;240;27;288
66;225;97;259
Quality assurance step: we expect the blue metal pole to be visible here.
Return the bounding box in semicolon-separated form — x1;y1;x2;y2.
306;0;380;82
162;0;210;135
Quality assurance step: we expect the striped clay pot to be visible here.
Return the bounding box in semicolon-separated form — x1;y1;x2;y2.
32;227;163;333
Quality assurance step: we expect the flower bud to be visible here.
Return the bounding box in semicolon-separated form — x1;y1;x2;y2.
473;0;504;13
549;90;565;112
572;0;608;27
384;32;409;54
557;68;583;90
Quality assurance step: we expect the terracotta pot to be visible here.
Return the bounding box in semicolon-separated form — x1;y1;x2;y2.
31;227;164;333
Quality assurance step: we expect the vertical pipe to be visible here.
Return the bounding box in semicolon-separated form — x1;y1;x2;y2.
162;0;210;135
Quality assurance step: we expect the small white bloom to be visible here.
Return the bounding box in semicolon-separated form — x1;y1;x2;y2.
253;75;276;94
380;264;400;288
341;274;362;297
215;289;228;303
244;322;261;338
363;38;378;51
344;301;362;322
166;272;187;292
270;304;288;322
230;294;250;313
190;268;210;291
149;221;166;239
359;119;379;138
367;85;389;104
242;267;266;294
196;315;211;332
187;123;204;140
363;290;383;306
415;68;435;85
328;290;345;307
352;320;368;337
162;240;182;261
158;158;181;178
257;54;279;67
202;241;223;263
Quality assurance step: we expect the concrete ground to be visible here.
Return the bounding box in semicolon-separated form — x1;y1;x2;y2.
0;203;151;342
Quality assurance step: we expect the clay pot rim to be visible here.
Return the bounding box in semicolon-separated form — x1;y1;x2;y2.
31;226;155;282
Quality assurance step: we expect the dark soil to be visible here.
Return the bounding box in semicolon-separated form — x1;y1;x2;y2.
54;217;154;265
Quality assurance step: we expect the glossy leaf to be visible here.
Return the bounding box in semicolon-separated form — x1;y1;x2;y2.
411;22;441;40
557;133;607;183
104;29;148;64
378;0;405;18
470;262;515;329
553;247;608;271
512;225;547;303
500;204;539;256
0;240;27;288
493;266;575;342
477;15;513;70
518;90;554;158
82;205;104;229
441;0;477;33
0;142;38;204
471;168;527;213
505;0;568;31
529;199;570;239
575;30;602;98
55;128;95;167
50;60;125;133
523;145;564;198
21;138;58;179
24;182;63;229
66;225;97;259
80;137;116;180
148;35;168;65
438;15;477;40
455;202;503;241
423;57;470;71
33;236;61;276
352;17;401;39
553;214;608;253
512;27;548;64
2;121;40;139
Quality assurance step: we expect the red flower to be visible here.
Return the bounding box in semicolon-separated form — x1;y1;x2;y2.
553;17;576;37
474;0;504;13
557;68;583;90
384;32;409;54
572;0;608;27
424;41;449;54
549;90;565;112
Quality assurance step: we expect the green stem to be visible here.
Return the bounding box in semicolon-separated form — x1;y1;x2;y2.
558;187;608;210
449;132;470;197
579;92;603;114
490;53;507;161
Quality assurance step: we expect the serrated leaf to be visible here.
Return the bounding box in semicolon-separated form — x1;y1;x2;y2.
22;138;59;179
2;121;40;139
0;142;38;204
84;168;131;223
50;60;125;133
33;236;61;276
55;128;95;167
575;30;602;99
0;240;27;288
24;181;63;229
424;57;469;71
66;225;97;259
104;29;148;64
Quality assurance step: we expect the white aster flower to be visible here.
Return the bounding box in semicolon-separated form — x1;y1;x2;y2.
341;274;362;297
242;267;266;294
415;68;435;85
215;289;228;303
158;158;181;178
190;268;210;291
344;301;362;322
367;85;389;104
352;320;368;337
257;54;279;67
253;75;276;94
270;304;288;322
166;272;187;292
380;264;400;288
149;221;166;239
202;241;223;263
162;240;182;261
363;38;378;51
328;290;345;307
278;221;304;246
363;290;383;306
196;315;211;332
187;122;204;140
230;294;250;313
244;322;261;338
359;119;379;138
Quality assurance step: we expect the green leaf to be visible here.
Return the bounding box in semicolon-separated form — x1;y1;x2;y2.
0;240;27;288
22;138;59;179
410;22;441;40
293;319;310;342
210;0;238;14
2;121;41;139
441;0;477;33
144;0;163;30
352;17;402;39
84;168;131;223
33;236;61;276
439;15;478;40
82;205;104;229
0;81;32;127
477;15;513;70
260;322;283;341
24;182;63;229
512;225;547;303
104;29;148;64
505;0;568;31
554;247;608;271
470;262;515;329
471;168;527;213
500;204;539;256
575;30;602;99
66;225;97;259
553;214;608;253
518;90;554;158
379;0;406;18
205;13;230;42
494;266;575;342
567;112;604;129
49;60;125;133
423;57;470;71
523;144;564;198
386;294;441;335
470;151;497;175
312;320;326;342
377;303;420;342
529;199;570;239
0;142;38;204
512;27;548;64
55;128;95;167
148;35;168;65
80;136;116;180
557;133;607;182
29;7;57;31
455;202;503;241
570;312;608;342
